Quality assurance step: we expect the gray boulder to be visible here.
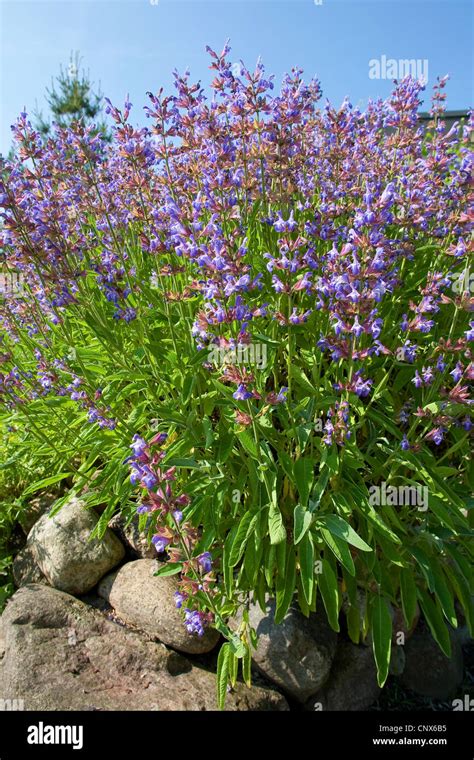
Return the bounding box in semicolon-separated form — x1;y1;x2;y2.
12;546;47;588
28;497;125;595
231;599;337;702
306;640;380;711
108;513;156;559
389;645;406;676
399;622;464;699
0;585;287;711
98;559;220;655
19;493;56;535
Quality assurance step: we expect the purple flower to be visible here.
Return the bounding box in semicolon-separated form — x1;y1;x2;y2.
371;318;383;339
141;467;158;490
450;362;463;383
150;432;168;445
286;210;297;231
272;275;285;293
174;591;187;609
123;307;137;323
398;405;411;425
412;370;423;389
323;419;334;446
351;316;364;338
273;212;287;233
426;426;446;446
422;366;434;384
184;609;206;637
401;341;417;363
401;435;410;451
273;210;296;233
380;182;396;207
130;434;147;457
233;383;252;401
353;375;372;398
197;551;213;574
417;318;434;334
152;534;170;553
465;322;474;342
129;464;143;485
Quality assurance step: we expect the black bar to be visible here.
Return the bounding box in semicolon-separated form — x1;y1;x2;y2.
0;710;471;758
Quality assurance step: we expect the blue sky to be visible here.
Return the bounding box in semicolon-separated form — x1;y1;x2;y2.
1;0;472;155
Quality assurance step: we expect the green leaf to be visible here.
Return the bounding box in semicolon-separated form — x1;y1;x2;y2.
242;646;252;688
252;332;280;347
293;504;313;544
318;513;372;552
294;458;314;506
216;643;230;710
268;501;287;545
400;567;417;629
153;563;182;578
222;529;237;595
309;468;330;512
372;595;392;687
275;547;296;624
228;650;239;687
445;545;473;590
411;546;436;590
319;558;340;631
279;451;294;484
228;633;247;658
236;429;259;460
443;564;474;637
202;417;214;448
242;532;260;586
360;501;402;544
428;495;461;533
298;532;315;606
366;409;401;438
320;528;355;576
275;539;286;578
290;365;316;394
217;433;234;464
417;588;452;658
164;458;201;469
21;472;72;498
347;603;361;644
431;564;458;628
309;448;338;509
182;374;195;404
264;542;277;586
229;512;258;568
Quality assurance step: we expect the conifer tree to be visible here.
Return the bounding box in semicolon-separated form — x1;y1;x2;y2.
35;52;110;140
